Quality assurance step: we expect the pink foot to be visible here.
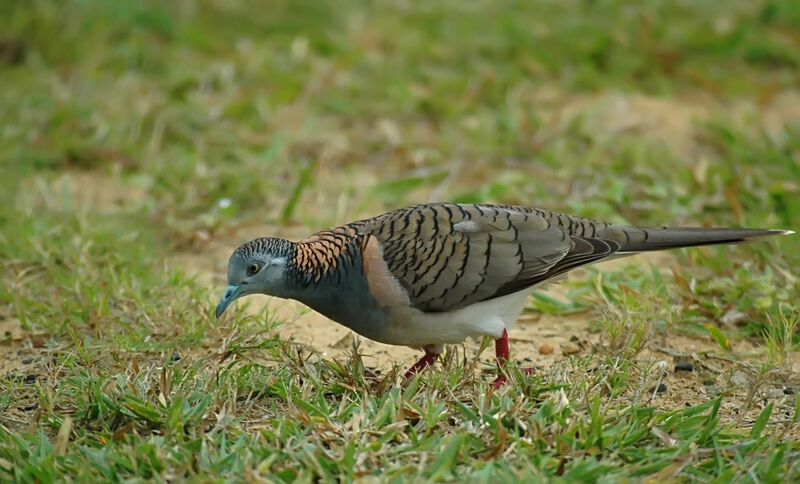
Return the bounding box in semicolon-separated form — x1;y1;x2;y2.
489;330;535;388
491;375;507;389
403;349;439;379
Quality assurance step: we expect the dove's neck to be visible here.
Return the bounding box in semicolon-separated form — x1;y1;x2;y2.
286;233;390;341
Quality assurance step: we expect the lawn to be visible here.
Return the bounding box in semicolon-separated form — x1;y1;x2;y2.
1;0;799;481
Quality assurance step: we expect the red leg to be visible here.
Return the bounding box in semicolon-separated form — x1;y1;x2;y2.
496;329;510;365
491;329;510;388
491;329;535;389
404;349;439;379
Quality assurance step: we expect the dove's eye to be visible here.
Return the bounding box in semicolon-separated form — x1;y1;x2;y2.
247;263;260;275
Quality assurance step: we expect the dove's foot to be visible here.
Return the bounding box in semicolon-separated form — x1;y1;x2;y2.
403;348;440;379
490;329;535;388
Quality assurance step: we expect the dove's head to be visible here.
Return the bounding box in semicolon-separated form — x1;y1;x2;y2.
215;237;294;318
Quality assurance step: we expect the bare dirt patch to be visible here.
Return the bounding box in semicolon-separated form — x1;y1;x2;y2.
0;316;48;430
531;88;800;159
38;170;147;212
0;317;28;376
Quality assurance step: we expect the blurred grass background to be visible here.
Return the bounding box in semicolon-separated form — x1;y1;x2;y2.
1;0;799;481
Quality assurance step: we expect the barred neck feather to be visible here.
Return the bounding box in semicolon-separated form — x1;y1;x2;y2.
289;225;368;287
283;226;390;341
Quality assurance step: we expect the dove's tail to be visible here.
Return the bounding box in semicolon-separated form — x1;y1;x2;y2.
617;226;794;254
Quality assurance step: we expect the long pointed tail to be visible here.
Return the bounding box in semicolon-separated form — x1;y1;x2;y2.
615;226;794;253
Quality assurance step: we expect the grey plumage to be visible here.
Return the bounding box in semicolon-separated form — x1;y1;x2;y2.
215;202;792;385
353;204;788;312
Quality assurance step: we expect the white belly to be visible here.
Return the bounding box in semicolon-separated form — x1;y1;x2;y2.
377;289;532;348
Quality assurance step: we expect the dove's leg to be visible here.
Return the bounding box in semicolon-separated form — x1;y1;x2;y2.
491;330;510;388
491;329;534;388
404;347;440;379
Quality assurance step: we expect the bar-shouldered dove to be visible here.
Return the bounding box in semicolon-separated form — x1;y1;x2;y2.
215;203;793;387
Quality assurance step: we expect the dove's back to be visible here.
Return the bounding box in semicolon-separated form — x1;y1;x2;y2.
353;203;791;315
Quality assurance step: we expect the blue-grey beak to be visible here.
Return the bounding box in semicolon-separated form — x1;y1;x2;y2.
216;284;244;318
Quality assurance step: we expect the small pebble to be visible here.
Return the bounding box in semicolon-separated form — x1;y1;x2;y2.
730;370;749;387
721;309;748;327
651;383;667;394
767;389;785;399
22;403;38;412
562;342;581;355
171;353;181;362
539;344;554;355
675;361;694;372
21;358;33;365
9;374;39;384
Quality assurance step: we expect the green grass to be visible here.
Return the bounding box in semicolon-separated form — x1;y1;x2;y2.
1;0;800;481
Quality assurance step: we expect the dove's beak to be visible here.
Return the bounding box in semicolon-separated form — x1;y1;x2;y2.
215;284;244;318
